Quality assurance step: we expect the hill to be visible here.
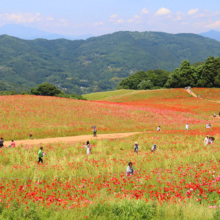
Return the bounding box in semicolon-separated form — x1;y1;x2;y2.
200;30;220;42
1;31;220;93
1;90;220;219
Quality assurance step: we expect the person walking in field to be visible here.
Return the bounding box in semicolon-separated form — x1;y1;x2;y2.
209;137;214;145
185;124;189;130
84;141;91;155
204;136;209;146
157;126;161;131
126;162;134;176
0;138;4;148
214;113;216;117
10;140;15;148
151;144;156;152
134;142;140;154
91;126;97;137
38;147;44;164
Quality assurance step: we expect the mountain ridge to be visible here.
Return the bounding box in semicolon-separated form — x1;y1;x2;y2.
0;31;220;94
200;30;220;42
0;24;93;40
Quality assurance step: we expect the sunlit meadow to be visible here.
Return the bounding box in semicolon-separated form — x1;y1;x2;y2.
0;93;214;141
1;89;220;219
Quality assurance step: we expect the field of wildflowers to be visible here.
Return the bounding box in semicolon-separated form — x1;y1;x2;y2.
0;132;220;219
192;88;220;101
102;89;220;115
0;94;214;141
1;89;220;219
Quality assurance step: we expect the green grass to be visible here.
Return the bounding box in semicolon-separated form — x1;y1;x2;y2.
83;89;137;100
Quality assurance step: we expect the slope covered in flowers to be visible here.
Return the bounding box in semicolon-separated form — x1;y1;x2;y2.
192;88;220;101
0;132;220;219
103;89;220;115
0;94;211;140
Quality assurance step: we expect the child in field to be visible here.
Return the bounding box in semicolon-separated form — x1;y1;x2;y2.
157;126;161;131
204;136;209;146
10;140;15;148
151;144;156;152
134;142;140;154
0;138;3;148
209;137;214;145
38;147;44;164
126;162;134;176
185;124;189;130
84;141;91;155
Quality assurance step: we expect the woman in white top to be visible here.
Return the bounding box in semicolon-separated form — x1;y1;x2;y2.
157;126;161;131
84;141;91;155
204;136;209;146
126;162;134;176
185;124;189;130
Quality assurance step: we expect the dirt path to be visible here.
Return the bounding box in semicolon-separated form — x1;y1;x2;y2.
4;132;142;147
186;89;200;98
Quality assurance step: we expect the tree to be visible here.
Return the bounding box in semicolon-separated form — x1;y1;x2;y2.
165;61;196;88
31;83;63;96
137;80;154;90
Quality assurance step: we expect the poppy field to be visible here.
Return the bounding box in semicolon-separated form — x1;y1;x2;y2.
0;93;214;141
0;131;220;219
1;88;220;219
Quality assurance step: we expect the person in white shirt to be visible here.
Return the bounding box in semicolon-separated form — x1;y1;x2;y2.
84;141;91;155
134;142;140;154
126;162;134;176
151;145;156;152
186;124;189;130
157;126;161;131
204;136;209;146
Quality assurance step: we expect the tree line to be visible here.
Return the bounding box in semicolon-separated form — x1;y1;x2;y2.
0;83;86;100
117;56;220;90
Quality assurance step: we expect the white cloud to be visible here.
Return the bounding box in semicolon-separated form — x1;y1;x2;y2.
141;8;149;15
47;17;54;21
109;14;124;24
156;8;171;16
109;14;118;21
0;12;42;23
188;8;199;15
117;19;124;24
127;19;133;23
207;19;220;28
181;22;188;25
93;22;104;26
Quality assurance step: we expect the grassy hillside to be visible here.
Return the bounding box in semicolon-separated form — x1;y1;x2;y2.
84;88;220;115
83;89;137;100
1;89;220;219
0;91;214;140
1;31;220;93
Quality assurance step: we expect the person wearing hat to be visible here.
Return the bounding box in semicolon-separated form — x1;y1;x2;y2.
134;142;140;154
151;144;156;152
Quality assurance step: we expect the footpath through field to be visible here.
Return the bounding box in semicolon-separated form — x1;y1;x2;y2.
4;132;141;146
186;89;200;98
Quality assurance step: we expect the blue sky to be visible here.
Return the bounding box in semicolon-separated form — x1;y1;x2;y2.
0;0;220;36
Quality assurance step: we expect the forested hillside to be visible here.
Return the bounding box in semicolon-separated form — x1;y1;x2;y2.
1;31;220;94
118;56;220;90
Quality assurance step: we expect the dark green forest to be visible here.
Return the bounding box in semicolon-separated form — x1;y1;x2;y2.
1;31;220;94
117;56;220;90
